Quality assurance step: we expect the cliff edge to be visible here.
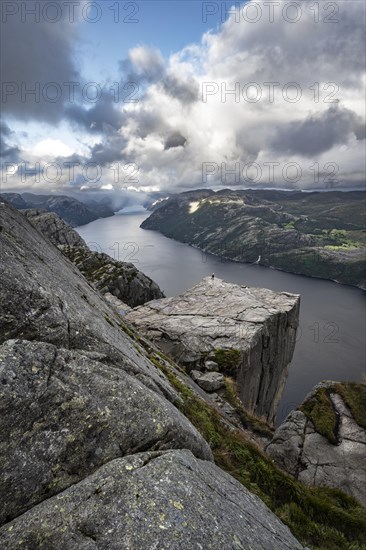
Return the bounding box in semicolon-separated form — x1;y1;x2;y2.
126;277;300;424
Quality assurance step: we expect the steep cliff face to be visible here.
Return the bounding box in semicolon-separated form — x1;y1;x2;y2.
23;209;88;248
62;246;164;308
0;200;305;549
22;208;164;308
266;381;366;506
126;277;300;424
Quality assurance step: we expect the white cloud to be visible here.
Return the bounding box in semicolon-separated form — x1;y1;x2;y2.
32;139;74;158
100;0;364;192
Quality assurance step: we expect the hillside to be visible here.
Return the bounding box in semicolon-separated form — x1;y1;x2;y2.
1;192;114;227
141;190;366;289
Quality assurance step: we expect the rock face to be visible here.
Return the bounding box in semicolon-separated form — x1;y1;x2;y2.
141;189;366;289
23;208;164;308
266;381;366;506
126;277;300;424
0;339;211;524
0;449;303;550
1;192;114;227
62;246;164;308
23;209;88;248
0;200;303;548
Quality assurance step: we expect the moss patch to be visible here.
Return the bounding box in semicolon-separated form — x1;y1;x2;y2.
224;377;273;438
300;387;338;444
300;382;366;445
334;382;366;428
214;348;241;377
104;314;115;327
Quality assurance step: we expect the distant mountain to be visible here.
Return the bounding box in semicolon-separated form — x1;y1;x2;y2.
141;189;366;289
1;192;114;227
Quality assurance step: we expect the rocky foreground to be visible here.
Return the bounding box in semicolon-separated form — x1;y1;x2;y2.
0;200;304;548
1;200;365;549
127;277;299;424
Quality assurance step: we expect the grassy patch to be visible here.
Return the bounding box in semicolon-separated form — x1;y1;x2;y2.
214;348;241;376
224;377;273;438
335;382;366;428
151;354;366;549
300;387;338;444
283;221;295;229
300;382;366;445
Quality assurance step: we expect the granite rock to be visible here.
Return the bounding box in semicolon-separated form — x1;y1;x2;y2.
0;200;304;549
22;208;164;308
0;339;212;523
127;277;300;423
0;449;303;550
190;370;225;392
266;381;366;505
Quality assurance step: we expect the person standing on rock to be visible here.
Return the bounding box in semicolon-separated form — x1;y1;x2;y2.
211;273;215;281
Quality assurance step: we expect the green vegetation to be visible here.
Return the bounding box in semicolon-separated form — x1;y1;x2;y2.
149;352;366;549
300;387;338;444
214;348;241;376
224;377;273;438
104;313;115;327
335;383;366;429
300;382;366;445
273;248;366;289
283;221;296;229
119;322;136;340
62;246;131;287
119;320;366;549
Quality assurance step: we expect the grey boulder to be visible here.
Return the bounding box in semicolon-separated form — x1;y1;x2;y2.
191;370;225;392
0;339;212;524
0;449;303;550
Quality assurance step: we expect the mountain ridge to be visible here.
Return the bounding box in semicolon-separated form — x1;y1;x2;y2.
141;189;366;289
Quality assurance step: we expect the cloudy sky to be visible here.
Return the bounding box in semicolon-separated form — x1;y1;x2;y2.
1;0;365;195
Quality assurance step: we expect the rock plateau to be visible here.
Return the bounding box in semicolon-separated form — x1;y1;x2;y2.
126;277;300;424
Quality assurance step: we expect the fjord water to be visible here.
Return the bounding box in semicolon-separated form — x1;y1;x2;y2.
77;212;366;424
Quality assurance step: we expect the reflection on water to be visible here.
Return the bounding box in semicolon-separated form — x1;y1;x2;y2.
77;212;366;424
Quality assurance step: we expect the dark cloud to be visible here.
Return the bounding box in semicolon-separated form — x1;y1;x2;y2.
89;134;127;165
164;132;187;150
0;121;20;161
271;106;365;157
0;0;80;123
65;93;125;134
132;110;164;139
118;53;164;86
162;74;198;104
119;46;198;105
